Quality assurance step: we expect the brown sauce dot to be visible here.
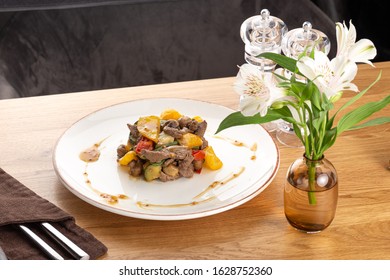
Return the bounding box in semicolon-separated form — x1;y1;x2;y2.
79;146;100;162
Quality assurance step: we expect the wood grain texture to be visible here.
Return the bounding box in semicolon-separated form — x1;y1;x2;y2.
0;63;389;260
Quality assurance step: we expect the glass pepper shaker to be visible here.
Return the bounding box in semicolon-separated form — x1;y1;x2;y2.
281;21;330;59
240;9;287;71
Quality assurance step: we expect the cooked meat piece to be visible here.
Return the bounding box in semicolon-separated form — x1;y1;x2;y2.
129;159;143;177
187;120;198;132
166;145;191;160
127;124;140;139
181;127;192;133
159;171;179;182
117;144;127;159
193;159;203;171
200;137;209;149
163;119;180;128
141;149;173;163
179;163;194;178
163;126;185;138
178;116;192;128
195;120;207;137
181;151;194;166
178;151;195;178
163;158;176;167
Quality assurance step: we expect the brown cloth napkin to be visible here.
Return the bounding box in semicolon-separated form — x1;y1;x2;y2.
0;168;107;260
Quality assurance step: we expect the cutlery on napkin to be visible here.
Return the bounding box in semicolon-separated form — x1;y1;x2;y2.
0;168;107;260
17;222;90;260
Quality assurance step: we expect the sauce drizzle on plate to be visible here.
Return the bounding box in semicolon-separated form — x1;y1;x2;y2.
212;134;258;160
83;167;129;205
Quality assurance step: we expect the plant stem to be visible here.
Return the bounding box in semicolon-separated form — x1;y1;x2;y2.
300;107;317;205
308;159;317;205
315;113;327;158
296;106;311;157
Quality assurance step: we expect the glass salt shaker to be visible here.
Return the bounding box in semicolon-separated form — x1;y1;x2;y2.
240;9;287;72
239;9;287;132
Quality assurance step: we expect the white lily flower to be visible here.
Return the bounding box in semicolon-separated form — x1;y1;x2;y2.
234;64;288;116
297;50;358;100
336;20;377;66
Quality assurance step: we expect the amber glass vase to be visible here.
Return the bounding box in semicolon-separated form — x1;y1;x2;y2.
284;155;338;233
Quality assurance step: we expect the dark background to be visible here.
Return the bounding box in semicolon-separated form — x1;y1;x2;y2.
0;0;386;98
313;0;388;62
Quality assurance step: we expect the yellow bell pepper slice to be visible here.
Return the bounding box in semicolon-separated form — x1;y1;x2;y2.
178;133;203;148
118;151;138;166
137;116;160;143
192;116;203;122
204;146;223;170
160;109;182;120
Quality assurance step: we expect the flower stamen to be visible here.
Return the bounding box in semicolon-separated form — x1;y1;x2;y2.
244;75;270;98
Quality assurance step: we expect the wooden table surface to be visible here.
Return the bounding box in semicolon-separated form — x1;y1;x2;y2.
1;62;389;260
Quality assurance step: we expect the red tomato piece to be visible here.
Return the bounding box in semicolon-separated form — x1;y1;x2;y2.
194;168;202;174
192;150;205;161
135;137;154;154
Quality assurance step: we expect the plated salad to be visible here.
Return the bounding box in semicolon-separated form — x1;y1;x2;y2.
116;109;222;182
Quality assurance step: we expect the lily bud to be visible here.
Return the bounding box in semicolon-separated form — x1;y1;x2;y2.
271;101;287;109
329;92;343;103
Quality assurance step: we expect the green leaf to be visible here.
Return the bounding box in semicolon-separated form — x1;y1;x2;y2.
215;107;294;134
301;81;313;101
318;128;337;155
257;53;298;73
278;81;291;88
328;72;381;131
215;112;274;134
311;116;323;135
273;72;289;82
336;72;381;116
347;117;390;130
291;82;305;96
337;95;390;136
292;123;304;143
311;87;322;111
321;93;334;111
326;111;334;130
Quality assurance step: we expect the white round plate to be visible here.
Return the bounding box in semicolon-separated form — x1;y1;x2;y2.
53;98;279;220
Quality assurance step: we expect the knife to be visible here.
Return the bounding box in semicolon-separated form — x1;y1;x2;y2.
18;224;64;260
40;222;90;260
0;245;7;260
